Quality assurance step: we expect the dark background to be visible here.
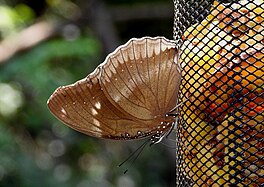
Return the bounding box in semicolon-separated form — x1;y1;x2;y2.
0;0;175;187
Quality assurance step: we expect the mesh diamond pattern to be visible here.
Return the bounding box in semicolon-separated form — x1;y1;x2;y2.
174;0;263;186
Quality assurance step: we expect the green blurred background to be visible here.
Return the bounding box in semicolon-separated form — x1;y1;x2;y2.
0;0;175;186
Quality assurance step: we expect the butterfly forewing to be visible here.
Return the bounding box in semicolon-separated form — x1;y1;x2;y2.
49;70;111;136
48;70;158;138
48;37;181;140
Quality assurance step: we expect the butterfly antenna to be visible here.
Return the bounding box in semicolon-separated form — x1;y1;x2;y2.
118;139;150;174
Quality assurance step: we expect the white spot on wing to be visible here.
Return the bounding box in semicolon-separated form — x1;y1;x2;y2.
61;107;67;115
91;108;98;115
92;119;102;133
114;95;120;102
60;107;68;118
93;119;100;126
95;102;101;109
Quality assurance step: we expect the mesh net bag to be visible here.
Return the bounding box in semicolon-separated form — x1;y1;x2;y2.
173;0;263;186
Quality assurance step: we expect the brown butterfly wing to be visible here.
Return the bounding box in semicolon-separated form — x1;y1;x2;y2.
100;37;181;121
48;37;181;140
47;69;156;139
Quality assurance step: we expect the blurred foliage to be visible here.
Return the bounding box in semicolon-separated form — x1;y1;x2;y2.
0;4;35;38
0;0;174;186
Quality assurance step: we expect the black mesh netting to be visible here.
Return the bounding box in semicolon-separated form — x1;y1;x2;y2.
173;0;263;186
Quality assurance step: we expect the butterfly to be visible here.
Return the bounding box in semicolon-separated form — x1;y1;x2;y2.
47;37;181;144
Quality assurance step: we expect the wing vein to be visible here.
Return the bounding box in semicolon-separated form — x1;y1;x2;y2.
131;40;156;98
110;57;145;106
65;86;113;133
102;66;151;112
120;49;147;105
55;90;104;135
